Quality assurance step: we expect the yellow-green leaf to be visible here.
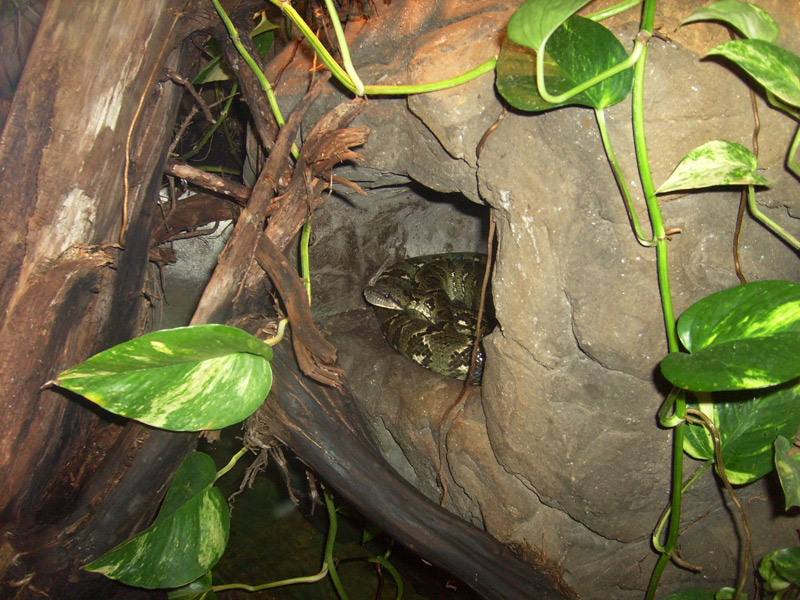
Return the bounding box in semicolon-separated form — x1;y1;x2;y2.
682;1;779;42
85;453;229;589
708;39;800;109
657;140;768;194
54;325;272;431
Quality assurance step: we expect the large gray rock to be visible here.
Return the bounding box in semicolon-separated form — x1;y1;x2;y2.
267;0;800;597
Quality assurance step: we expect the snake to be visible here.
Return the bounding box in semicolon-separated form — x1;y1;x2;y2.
363;253;492;384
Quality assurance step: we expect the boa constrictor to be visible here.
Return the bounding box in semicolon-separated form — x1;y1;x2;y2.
363;253;492;384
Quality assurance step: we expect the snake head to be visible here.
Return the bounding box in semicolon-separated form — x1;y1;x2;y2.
364;285;409;311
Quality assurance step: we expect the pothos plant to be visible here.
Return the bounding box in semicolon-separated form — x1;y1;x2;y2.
51;0;800;599
495;0;800;598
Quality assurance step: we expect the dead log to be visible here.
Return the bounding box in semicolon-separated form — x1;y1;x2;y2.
0;1;215;597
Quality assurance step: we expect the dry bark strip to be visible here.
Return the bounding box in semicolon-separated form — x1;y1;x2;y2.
164;160;252;204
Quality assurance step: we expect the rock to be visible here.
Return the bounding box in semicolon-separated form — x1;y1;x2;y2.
268;0;800;597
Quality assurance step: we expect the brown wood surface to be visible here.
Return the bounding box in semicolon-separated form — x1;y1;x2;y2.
0;1;211;597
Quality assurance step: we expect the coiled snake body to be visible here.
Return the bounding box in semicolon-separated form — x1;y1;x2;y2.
364;253;492;384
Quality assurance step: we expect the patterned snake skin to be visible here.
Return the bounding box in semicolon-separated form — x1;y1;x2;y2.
364;253;492;384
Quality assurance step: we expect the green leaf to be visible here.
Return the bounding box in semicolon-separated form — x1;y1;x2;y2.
663;590;716;600
168;572;217;600
496;15;633;111
496;38;553;112
193;26;276;84
55;325;273;431
86;453;230;589
760;547;800;592
682;383;800;484
682;1;779;42
775;436;800;510
714;589;746;600
506;0;592;52
708;39;800;109
656;140;768;194
660;281;800;391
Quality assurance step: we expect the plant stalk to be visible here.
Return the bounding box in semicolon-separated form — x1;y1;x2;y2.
595;108;654;246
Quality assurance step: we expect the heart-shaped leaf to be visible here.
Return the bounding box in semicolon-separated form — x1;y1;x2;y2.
683;382;800;485
54;325;273;431
85;453;230;589
682;1;779;42
708;39;800;109
506;0;592;52
497;15;633;111
775;436;800;510
660;281;800;391
657;140;768;194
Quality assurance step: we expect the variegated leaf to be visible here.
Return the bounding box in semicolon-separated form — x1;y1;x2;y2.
759;547;800;593
54;325;273;431
497;15;633;111
85;453;230;589
708;39;800;108
775;436;800;510
660;280;800;390
682;1;779;42
656;140;768;194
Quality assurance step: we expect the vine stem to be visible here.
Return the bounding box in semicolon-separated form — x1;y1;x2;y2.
685;409;752;600
210;0;285;126
588;0;643;22
650;457;712;553
322;0;365;95
324;490;350;600
270;0;494;97
594;108;654;246
747;185;800;251
270;0;356;92
365;58;497;96
212;564;329;592
214;445;250;481
536;33;647;106
624;0;689;596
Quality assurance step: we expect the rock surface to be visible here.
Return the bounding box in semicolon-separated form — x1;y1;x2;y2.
267;1;800;597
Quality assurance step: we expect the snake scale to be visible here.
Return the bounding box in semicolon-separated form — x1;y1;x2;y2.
363;253;493;384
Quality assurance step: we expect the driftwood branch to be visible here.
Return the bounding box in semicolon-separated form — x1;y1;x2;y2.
255;234;343;388
217;3;278;153
164;160;251;205
190;81;322;326
264;97;368;251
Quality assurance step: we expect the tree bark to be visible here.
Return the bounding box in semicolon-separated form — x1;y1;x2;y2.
0;1;212;597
